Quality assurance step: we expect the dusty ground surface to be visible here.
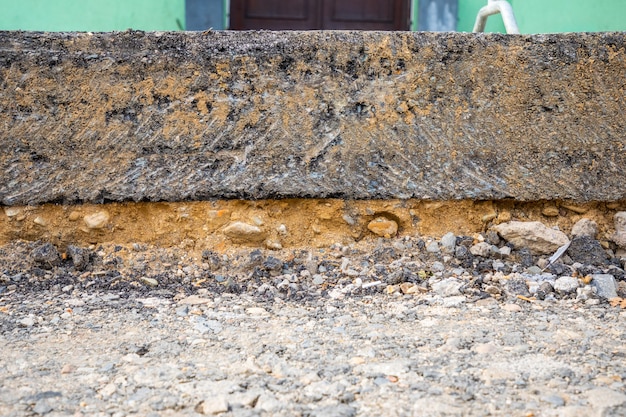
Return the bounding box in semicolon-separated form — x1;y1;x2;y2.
2;215;626;416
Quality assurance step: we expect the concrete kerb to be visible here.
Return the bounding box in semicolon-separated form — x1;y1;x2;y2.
0;30;625;206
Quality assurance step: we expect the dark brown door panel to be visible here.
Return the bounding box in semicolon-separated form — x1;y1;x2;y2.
230;0;320;30
230;0;409;31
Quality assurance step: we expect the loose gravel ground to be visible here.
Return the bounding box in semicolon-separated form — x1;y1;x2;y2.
2;232;626;416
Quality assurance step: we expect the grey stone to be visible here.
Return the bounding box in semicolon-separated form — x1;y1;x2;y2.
586;387;626;410
499;246;512;257
426;241;440;253
430;261;445;272
571;218;598;238
454;245;469;259
553;276;580;295
432;278;463;297
470;242;492;257
67;245;90;271
198;396;229;415
535;281;554;300
19;316;35;327
566;236;608;266
440;232;456;252
309;404;356;417
614;212;626;249
591;274;618;299
493;221;570;255
31;243;62;269
312;275;325;285
33;399;53;415
505;277;530;297
1;32;626;205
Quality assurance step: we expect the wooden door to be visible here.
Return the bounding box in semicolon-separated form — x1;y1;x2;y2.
323;0;409;30
230;0;321;30
230;0;410;30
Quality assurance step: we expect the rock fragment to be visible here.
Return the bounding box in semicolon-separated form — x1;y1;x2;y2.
83;211;110;229
31;243;62;269
553;276;579;295
223;221;266;243
566;236;608;266
571;218;598;238
541;205;559;217
613;212;626;249
470;242;492;257
492;221;569;255
591;274;618;299
66;245;90;271
367;217;398;238
439;232;456;253
431;278;463;297
197;396;229;415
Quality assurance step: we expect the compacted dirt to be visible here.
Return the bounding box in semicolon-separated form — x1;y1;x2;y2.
2;210;626;417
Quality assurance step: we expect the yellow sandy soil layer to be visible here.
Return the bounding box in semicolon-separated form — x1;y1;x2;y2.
1;199;624;253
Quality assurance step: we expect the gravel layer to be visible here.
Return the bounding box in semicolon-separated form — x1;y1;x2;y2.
2;231;626;416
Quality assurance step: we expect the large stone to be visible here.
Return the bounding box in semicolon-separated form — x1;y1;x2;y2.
0;31;625;205
31;243;62;269
591;274;618;299
571;218;598;239
222;222;266;243
492;221;570;255
566;236;608;266
614;212;626;249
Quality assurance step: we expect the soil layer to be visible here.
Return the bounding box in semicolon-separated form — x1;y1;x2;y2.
2;199;624;252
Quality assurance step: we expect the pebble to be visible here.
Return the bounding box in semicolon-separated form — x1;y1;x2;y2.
542;205;560;217
83;211;110;229
505;276;530;297
470;242;491;257
33;216;47;226
586;387;626;410
246;307;270;316
553;276;580;295
312;275;325;285
439;232;456;252
591;274;618;299
198;396;229;415
3;206;21;218
426;241;440;253
431;278;463;297
367;217;398;238
571;218;598;238
222;221;266;243
33;399;53;415
19;316;35;327
140;277;159;287
66;245;90;270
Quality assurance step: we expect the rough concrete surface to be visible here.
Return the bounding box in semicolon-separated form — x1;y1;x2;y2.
1;31;625;205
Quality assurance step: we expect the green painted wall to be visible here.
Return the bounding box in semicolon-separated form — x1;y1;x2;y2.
0;0;185;31
456;0;626;34
513;0;626;34
0;0;624;34
457;0;505;33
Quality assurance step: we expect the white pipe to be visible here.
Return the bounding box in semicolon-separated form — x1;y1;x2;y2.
473;0;520;34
